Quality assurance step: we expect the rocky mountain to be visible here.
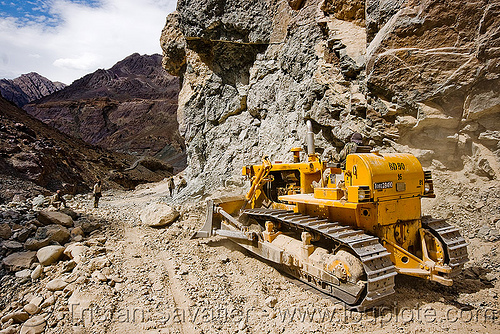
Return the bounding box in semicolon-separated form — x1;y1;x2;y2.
161;0;499;196
0;96;173;203
0;72;66;108
23;53;186;171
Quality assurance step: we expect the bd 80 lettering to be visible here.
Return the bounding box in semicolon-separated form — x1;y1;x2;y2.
389;162;406;171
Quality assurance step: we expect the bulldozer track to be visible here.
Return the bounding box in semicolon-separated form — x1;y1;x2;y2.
242;208;397;311
422;216;469;275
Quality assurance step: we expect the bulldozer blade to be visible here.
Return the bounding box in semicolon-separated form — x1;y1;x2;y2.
192;196;247;239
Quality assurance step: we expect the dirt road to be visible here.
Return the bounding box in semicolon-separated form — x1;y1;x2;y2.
44;177;496;334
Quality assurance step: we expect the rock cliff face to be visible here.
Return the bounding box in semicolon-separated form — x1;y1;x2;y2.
0;72;66;108
24;54;186;171
161;0;499;195
0;97;173;203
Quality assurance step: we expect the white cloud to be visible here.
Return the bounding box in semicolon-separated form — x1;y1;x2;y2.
53;52;100;70
0;0;177;84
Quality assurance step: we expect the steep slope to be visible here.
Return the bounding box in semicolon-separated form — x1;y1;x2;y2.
160;0;499;222
0;72;66;107
24;53;186;171
0;97;173;203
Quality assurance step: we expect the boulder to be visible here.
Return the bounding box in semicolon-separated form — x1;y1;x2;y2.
19;315;45;334
74;218;101;234
15;269;32;279
36;245;65;265
32;224;70;245
23;302;40;315
13;228;31;243
40;296;55;308
46;278;68;291
2;251;37;271
70;226;85;239
89;256;110;271
63;243;89;264
37;211;73;227
2;240;23;250
24;238;50;251
59;208;78;220
0;311;29;323
31;264;43;280
0;223;12;240
140;203;179;227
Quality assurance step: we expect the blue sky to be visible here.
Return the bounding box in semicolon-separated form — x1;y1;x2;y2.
0;0;177;84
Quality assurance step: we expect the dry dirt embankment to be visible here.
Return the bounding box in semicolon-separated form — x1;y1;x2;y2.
1;176;499;334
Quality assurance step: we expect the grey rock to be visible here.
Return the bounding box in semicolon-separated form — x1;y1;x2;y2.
161;0;499;197
40;296;55;308
62;260;77;272
176;0;272;43
477;225;491;240
488;229;499;242
13;228;31;243
63;243;89;264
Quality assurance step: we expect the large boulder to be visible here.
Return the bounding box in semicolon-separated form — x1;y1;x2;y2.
64;242;89;264
20;315;45;334
36;245;65;265
37;211;74;227
32;224;70;245
2;251;37;271
140;203;180;227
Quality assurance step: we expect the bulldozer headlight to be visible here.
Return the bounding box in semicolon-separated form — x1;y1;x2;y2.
424;182;431;193
357;186;370;202
358;191;365;201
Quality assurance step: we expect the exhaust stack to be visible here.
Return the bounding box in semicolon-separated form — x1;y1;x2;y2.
306;120;315;155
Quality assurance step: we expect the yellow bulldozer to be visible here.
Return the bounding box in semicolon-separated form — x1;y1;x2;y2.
194;121;468;310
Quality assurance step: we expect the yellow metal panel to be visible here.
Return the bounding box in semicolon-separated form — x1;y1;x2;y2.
346;153;425;201
314;187;344;200
377;197;421;225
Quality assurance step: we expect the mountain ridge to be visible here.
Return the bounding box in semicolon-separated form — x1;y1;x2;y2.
23;53;186;171
0;72;66;107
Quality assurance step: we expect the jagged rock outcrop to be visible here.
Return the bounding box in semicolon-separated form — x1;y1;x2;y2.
161;0;499;195
0;96;173;203
0;72;65;108
366;0;500;173
23;54;186;171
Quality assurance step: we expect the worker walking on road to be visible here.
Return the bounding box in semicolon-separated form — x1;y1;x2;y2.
168;177;175;197
93;180;102;208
